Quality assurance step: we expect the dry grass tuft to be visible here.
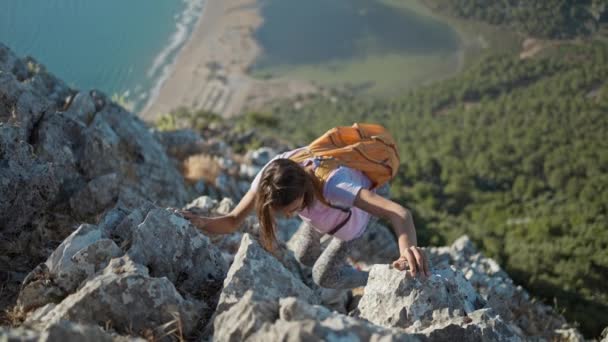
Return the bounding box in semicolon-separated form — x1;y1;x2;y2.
182;153;221;184
1;305;26;327
154;311;185;342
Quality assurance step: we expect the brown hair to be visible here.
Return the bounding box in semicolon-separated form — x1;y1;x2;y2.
255;158;315;252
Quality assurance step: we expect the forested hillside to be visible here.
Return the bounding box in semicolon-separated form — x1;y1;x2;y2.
425;0;608;38
248;41;608;337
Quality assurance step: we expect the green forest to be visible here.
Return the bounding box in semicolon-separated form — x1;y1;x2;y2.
426;0;608;38
234;42;608;337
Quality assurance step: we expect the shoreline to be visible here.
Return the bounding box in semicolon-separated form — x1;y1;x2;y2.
138;0;317;122
135;0;208;114
140;0;246;122
139;0;480;124
138;0;317;123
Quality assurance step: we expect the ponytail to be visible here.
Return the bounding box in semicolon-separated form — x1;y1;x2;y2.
255;158;315;252
256;187;277;251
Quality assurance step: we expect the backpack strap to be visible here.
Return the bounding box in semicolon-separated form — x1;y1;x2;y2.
327;209;352;236
289;149;349;210
290;148;353;236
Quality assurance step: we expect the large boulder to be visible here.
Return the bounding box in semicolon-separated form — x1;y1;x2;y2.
357;264;486;330
428;236;581;340
0;41;189;246
213;234;319;340
214;233;318;317
18;206;229;339
247;297;419;342
17;221;124;312
25;256;204;337
17;206;128;311
214;293;420;342
126;208;228;300
20;205;230;310
1;42;192;323
356;264;525;341
76;105;188;208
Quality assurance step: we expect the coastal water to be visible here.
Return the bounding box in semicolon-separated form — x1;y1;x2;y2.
1;0;462;113
0;0;205;113
253;0;462;93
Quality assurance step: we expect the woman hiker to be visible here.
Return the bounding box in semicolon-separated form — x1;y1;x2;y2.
179;124;430;289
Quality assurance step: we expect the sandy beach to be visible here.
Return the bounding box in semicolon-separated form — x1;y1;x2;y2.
139;0;316;123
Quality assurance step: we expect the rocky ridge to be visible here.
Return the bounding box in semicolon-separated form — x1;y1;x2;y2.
0;44;591;341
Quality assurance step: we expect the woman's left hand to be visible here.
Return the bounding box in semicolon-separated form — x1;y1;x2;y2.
392;246;430;278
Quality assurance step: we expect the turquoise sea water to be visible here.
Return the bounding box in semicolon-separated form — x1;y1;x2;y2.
0;0;205;113
0;0;461;114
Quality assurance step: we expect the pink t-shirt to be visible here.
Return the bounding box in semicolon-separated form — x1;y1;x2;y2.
250;147;373;241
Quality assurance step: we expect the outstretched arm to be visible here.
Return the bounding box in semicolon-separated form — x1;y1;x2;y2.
353;188;430;277
180;188;257;234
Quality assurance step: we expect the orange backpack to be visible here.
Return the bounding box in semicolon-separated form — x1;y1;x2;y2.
290;123;400;205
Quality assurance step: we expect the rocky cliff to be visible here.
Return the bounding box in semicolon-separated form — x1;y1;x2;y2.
0;44;594;341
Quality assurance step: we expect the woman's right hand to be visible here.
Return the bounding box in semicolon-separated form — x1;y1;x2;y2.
169;189;257;235
172;208;208;231
178;209;197;220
